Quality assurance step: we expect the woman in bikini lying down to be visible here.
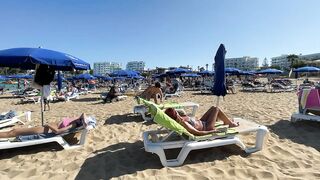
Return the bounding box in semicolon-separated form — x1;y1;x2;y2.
0;113;92;138
165;106;239;136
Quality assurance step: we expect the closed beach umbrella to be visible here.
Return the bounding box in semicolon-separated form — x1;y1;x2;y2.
213;44;227;102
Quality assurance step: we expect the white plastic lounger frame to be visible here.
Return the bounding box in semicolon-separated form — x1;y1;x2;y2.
291;112;320;122
134;102;199;121
0;128;88;150
143;118;269;167
0;111;31;129
20;96;41;104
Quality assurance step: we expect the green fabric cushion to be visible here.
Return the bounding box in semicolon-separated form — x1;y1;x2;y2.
139;97;238;140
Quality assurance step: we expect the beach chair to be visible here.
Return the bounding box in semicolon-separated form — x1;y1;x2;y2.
0;127;90;150
133;97;199;121
269;83;294;93
141;99;269;167
20;96;41;104
164;83;184;99
241;82;266;92
0;111;31;129
291;88;320;122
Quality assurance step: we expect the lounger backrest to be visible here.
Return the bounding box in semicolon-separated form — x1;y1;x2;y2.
140;98;195;139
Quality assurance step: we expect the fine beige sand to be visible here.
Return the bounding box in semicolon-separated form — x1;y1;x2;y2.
0;88;319;180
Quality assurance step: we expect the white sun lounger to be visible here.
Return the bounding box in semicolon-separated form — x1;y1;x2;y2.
0;111;31;129
0;128;89;150
140;99;268;167
291;112;320;122
20;96;41;104
143;118;269;167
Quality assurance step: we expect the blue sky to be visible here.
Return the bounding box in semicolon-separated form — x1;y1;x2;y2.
1;0;320;70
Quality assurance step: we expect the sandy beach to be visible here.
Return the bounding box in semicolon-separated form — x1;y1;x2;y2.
0;89;319;180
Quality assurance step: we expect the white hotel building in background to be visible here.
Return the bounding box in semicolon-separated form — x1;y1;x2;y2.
93;62;122;75
271;53;320;70
126;61;145;72
225;56;259;71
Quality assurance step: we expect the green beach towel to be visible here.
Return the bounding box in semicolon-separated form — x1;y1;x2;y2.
140;98;238;140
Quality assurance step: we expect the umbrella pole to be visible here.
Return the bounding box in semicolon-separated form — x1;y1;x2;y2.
41;86;44;126
216;96;220;107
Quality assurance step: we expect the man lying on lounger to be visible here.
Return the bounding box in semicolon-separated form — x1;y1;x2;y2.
0;113;95;138
165;106;239;136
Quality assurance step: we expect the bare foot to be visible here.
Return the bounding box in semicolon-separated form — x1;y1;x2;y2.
229;121;239;128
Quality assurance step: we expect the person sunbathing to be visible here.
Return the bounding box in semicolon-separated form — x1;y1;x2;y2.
103;86;121;103
165;106;239;136
0;113;91;138
138;82;163;104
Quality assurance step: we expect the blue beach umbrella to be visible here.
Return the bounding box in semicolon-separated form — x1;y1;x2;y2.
0;75;8;80
73;73;96;80
181;73;201;78
113;76;126;81
7;74;33;79
238;70;255;76
152;73;167;79
110;70;139;77
293;66;320;72
293;66;320;79
256;68;283;74
132;75;145;79
166;68;191;75
103;76;113;81
0;47;91;126
0;47;90;70
225;68;242;75
213;44;227;100
198;70;214;76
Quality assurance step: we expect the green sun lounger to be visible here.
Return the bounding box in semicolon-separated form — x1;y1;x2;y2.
133;97;199;121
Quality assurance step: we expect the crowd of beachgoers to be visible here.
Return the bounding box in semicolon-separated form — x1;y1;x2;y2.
0;72;319;179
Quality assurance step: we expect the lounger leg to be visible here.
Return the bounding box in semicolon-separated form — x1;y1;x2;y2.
244;126;269;153
60;129;88;150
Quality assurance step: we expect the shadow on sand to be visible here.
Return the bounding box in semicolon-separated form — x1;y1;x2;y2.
75;141;247;179
0;143;63;159
104;113;148;125
268;119;320;151
71;97;100;102
0;133;79;159
0;96;20;100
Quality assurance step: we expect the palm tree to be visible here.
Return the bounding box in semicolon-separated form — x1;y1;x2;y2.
205;64;208;71
287;54;299;70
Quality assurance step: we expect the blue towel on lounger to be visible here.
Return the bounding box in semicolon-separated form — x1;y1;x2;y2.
17;133;56;142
